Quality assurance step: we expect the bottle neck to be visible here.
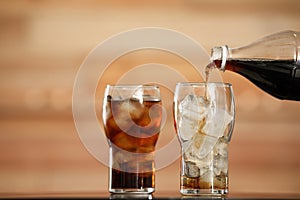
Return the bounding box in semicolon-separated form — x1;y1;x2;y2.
211;31;300;69
211;46;230;71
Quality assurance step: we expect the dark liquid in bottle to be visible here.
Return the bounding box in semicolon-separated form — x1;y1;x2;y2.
213;59;300;100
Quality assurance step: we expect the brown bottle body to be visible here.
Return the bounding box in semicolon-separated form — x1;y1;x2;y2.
210;31;300;101
213;59;300;100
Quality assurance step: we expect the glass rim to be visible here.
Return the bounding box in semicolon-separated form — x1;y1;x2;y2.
106;84;160;89
176;82;232;87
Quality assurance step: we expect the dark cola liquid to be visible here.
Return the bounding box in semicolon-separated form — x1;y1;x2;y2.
111;168;154;189
103;98;162;192
213;59;300;100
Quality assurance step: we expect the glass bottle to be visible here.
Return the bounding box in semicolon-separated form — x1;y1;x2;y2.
209;30;300;101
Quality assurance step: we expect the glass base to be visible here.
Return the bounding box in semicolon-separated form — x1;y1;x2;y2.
110;193;153;199
109;188;154;194
180;188;228;196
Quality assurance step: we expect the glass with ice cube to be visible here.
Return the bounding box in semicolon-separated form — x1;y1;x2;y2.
173;82;235;195
102;85;162;194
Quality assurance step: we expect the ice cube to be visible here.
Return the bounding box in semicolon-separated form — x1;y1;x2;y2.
221;159;228;175
123;153;154;173
179;95;207;121
111;131;137;152
213;155;228;176
111;98;145;133
213;166;221;176
199;167;209;176
196;151;214;176
178;94;232;160
199;170;213;189
105;117;122;138
112;150;122;170
136;134;158;153
213;175;227;189
111;103;133;133
127;98;145;121
177;95;207;141
193;109;232;159
183;131;204;161
178;116;199;141
184;132;218;160
112;98;144;120
214;137;228;157
202;108;233;138
184;161;200;178
112;149;137;170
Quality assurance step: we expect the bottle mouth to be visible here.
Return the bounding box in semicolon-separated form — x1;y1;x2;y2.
220;46;228;71
211;46;228;71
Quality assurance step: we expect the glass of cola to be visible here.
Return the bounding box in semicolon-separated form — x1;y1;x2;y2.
173;82;235;196
102;85;162;194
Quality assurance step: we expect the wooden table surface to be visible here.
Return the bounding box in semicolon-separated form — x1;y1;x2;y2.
2;191;300;199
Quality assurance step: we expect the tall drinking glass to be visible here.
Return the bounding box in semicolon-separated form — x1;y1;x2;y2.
173;82;235;195
102;85;162;194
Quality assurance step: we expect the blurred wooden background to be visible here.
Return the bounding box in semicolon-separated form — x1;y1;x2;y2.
0;0;300;196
